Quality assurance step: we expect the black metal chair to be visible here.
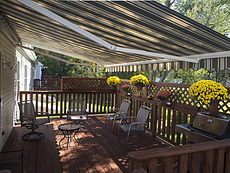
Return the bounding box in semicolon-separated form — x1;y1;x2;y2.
104;99;131;133
18;100;50;141
118;105;152;149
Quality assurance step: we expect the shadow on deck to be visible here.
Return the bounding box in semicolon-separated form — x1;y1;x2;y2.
2;116;171;173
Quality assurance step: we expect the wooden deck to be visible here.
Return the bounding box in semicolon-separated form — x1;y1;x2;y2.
2;116;171;173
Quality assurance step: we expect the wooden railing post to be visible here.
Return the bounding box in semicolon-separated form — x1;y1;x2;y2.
61;78;64;91
151;102;157;138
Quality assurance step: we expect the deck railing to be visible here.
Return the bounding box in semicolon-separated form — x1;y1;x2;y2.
22;77;230;172
34;75;61;90
20;90;116;117
21;78;116;117
128;139;230;173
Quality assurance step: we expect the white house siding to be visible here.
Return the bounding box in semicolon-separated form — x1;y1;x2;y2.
15;46;36;121
0;28;17;150
0;21;36;150
16;45;36;93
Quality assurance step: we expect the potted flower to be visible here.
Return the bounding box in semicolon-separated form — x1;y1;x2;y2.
121;85;131;95
156;89;171;105
130;74;149;91
189;80;228;115
107;76;121;87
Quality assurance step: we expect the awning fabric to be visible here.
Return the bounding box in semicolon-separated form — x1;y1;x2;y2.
1;0;230;71
108;57;230;72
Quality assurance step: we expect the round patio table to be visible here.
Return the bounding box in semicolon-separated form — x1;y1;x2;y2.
58;123;83;149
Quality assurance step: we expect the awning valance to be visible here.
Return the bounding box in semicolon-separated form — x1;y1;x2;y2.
105;57;230;72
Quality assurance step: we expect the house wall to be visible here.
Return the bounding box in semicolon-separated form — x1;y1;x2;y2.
15;46;36;121
0;21;36;150
0;26;17;150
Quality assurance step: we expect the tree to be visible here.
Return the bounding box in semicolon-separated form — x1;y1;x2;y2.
154;0;176;8
34;48;105;78
173;0;230;36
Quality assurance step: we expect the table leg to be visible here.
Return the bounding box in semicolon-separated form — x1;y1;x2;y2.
59;130;66;146
73;130;80;145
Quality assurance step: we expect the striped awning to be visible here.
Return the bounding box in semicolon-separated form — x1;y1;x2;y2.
1;1;230;71
106;57;230;72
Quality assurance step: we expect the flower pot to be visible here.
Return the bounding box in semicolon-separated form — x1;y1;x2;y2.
160;99;167;105
136;86;143;91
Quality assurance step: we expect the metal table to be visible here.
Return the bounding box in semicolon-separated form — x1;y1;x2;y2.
58;123;84;149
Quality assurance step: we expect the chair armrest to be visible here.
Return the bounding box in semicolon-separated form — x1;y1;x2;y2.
131;122;147;126
119;116;136;124
121;116;136;119
35;112;50;121
116;112;128;115
107;108;119;111
21;115;34;120
106;108;119;115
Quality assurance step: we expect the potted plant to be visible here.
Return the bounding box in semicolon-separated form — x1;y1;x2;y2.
189;80;228;115
156;89;171;105
107;76;121;87
130;74;149;91
121;85;131;96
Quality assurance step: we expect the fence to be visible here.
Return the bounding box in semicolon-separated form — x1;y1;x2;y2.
34;75;61;90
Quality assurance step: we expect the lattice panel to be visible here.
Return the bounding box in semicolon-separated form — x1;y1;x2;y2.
149;83;230;115
62;77;114;91
120;80;230;116
118;80;144;94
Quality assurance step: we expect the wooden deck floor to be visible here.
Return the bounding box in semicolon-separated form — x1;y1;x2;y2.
2;116;171;173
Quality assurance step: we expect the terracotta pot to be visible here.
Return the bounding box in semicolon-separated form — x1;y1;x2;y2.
136;86;143;91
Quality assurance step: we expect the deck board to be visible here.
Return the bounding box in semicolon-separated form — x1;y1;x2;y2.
1;116;171;173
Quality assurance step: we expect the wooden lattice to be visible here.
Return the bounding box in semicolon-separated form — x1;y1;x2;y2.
62;77;114;91
119;80;230;116
119;80;145;95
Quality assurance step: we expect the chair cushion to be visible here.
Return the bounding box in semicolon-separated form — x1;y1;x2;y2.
119;124;144;132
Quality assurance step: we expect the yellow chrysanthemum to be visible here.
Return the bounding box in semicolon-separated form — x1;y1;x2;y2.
130;74;149;87
189;80;228;104
107;76;121;86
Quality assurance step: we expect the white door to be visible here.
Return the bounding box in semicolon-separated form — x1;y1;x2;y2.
0;53;2;150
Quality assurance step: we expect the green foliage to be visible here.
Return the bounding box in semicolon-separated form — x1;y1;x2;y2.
34;48;105;78
165;68;209;84
173;0;230;36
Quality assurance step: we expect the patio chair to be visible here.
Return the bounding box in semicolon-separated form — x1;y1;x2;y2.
18;100;50;141
67;98;88;124
118;105;152;149
104;99;131;133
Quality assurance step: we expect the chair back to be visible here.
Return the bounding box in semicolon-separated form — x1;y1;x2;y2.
136;106;151;129
18;100;35;125
68;98;86;115
119;99;131;117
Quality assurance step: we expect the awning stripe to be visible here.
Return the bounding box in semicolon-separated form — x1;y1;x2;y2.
107;58;230;72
